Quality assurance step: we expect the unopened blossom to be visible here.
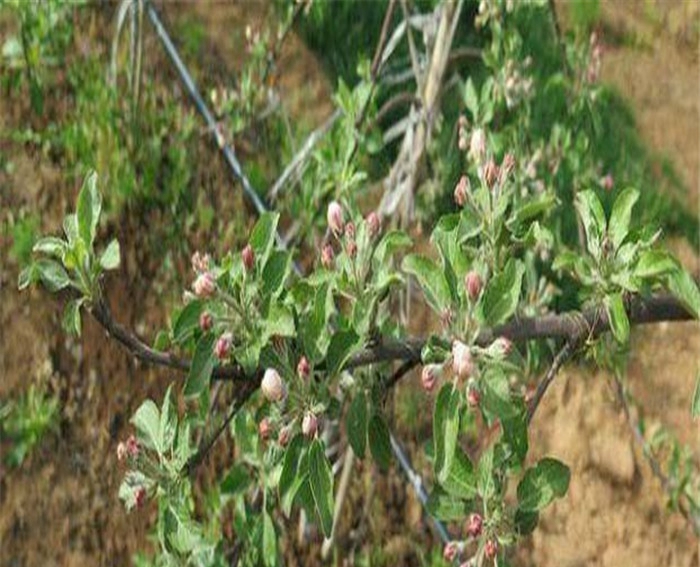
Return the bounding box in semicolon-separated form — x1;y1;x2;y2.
278;425;292;447
345;221;356;240
258;417;271;441
117;441;127;462
302;412;318;439
199;311;213;332
242;244;255;271
483;158;500;189
191;251;211;273
469;128;487;164
192;271;216;298
346;239;357;259
501;153;516;179
214;332;233;360
125;434;139;458
443;542;460;562
465;270;482;301
601;173;614;191
321;243;335;269
466;513;483;538
261;368;286;403
489;337;513;358
440;308;454;328
297;356;310;380
452;340;474;379
421;364;441;393
454;175;470;207
327;201;344;235
467;382;481;408
484;539;498;561
366;211;381;238
135;486;147;508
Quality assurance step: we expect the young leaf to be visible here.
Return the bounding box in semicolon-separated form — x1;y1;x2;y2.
33;236;67;258
261;250;290;297
99;239;121;271
76;171;101;248
35;259;71;292
172;300;204;344
221;464;251;496
368;413;392;471
262;511;277;567
666;267;700;320
325;330;361;377
604;293;629;343
279;435;306;515
159;385;177;453
426;486;471;521
402;254;451;313
633;250;677;279
433;384;460;484
441;445;477;500
517;457;570;512
131;399;162;453
184;333;216;399
249;212;280;267
62;298;83;336
479;259;524;326
346;391;368;458
691;371;700;420
308;439;334;537
608;187;639;250
575;190;606;259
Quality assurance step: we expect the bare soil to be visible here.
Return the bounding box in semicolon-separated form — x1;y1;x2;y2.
0;2;698;566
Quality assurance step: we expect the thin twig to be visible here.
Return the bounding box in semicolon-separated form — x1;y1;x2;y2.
526;339;575;423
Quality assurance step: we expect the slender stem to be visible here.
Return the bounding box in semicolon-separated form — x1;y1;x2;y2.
526;339;575;423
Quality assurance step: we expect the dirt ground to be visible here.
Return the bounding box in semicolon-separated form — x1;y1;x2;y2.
0;2;699;566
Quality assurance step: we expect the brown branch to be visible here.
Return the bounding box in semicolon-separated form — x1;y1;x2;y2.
526;339;575;423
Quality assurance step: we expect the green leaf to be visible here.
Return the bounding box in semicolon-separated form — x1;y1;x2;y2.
433;384;460;484
479;259;524;326
402;254;451;313
99;239;121;271
184;333;216;398
666;267;700;319
76;170;101;248
464;77;479;119
33;236;67;258
221;464;251;496
514;509;539;535
517;457;570;511
604;293;629;343
62;298;82;336
264;303;295;338
308;439;334;537
481;368;521;423
368;413;392;471
477;448;495;499
131;399;161;453
172;300;204;345
18;265;33;290
159;385;177;453
35;259;71;292
426;486;471;521
634;250;677;279
608;187;639;250
249;212;280;267
346;391;367;458
441;445;477;499
691;371;700;420
575;190;606;259
325;329;361;377
262;511;277;567
262;250;290;297
374;230;412;265
279;435;307;516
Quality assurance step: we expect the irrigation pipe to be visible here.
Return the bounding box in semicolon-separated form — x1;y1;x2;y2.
143;0;448;545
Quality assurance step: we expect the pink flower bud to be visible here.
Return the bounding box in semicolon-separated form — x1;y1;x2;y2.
321;243;335;269
501;153;516;179
366;212;381;238
443;542;459;562
191;251;211;273
421;364;441;393
452;340;474;379
199;311;213;332
469;128;487;164
297;356;310;380
214;332;232;360
327;201;344;235
458;136;468;151
258;417;271;441
467;382;481;408
278;425;292;447
440;308;454;329
344;221;356;240
261;368;286;403
126;434;139;458
483;158;499;189
454;175;470;207
242;244;255;271
466;513;483;538
346;239;357;259
465;270;482;301
484;539;498;561
601;173;614;191
117;442;127;462
490;337;513;358
135;486;147;508
302;412;318;438
192;272;216;298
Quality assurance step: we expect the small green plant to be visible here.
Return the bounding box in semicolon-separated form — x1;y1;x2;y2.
0;383;60;467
